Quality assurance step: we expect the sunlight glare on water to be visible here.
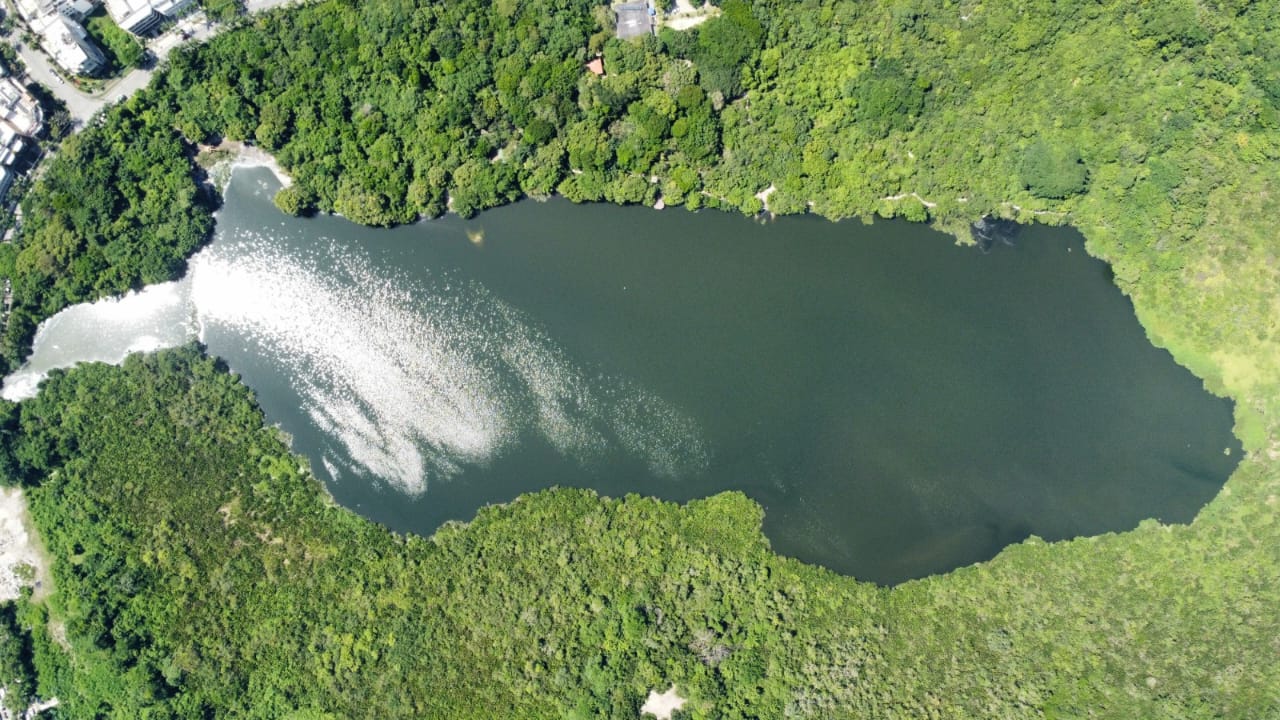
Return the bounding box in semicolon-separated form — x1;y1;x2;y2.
6;207;708;497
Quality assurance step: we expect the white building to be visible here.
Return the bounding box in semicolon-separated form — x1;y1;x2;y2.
0;78;40;203
12;0;64;22
152;0;194;20
0;34;44;204
31;14;107;77
0;126;23;167
61;0;98;21
0;80;42;138
104;0;194;35
14;0;95;21
14;0;107;77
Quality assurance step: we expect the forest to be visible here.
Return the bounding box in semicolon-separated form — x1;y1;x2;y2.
0;0;1276;716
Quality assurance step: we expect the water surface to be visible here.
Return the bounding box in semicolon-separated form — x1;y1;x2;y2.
6;168;1240;583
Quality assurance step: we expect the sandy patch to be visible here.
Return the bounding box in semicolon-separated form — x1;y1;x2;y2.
664;0;718;30
0;487;50;602
880;191;938;209
641;685;686;719
755;184;776;212
201;140;293;191
236;145;293;188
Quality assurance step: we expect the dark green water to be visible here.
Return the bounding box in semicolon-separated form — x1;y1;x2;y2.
193;169;1239;583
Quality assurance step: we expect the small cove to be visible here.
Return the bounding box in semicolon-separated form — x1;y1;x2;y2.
5;167;1242;583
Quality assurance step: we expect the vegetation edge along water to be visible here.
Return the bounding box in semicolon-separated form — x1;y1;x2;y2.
0;0;1277;716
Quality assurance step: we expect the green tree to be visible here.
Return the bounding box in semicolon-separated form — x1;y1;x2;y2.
852;61;927;137
1019;140;1089;199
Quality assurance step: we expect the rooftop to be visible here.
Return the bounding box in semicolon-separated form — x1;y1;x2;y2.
0;80;41;137
615;2;653;40
104;0;161;31
11;0;61;23
104;0;193;33
103;0;154;18
31;14;106;76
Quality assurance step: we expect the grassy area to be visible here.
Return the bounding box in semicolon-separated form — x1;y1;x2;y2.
83;9;142;75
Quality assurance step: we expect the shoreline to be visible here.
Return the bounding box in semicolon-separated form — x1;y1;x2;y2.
190;140;1074;251
199;140;293;192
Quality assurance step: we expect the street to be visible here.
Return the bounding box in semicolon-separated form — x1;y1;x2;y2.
7;34;108;124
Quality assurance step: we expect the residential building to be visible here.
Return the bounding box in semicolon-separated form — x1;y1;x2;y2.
31;14;107;77
12;0;69;22
152;0;194;20
0;126;23;167
13;0;94;24
615;2;654;39
0;80;43;137
104;0;194;36
14;0;108;77
0;46;44;204
60;0;98;21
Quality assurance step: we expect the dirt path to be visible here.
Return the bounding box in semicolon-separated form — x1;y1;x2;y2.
663;0;718;30
0;487;50;602
640;686;686;719
880;191;938;208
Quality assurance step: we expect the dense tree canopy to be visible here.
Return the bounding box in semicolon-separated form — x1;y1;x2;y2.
1019;139;1088;199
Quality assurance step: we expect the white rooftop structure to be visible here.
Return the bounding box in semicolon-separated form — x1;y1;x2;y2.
61;0;97;20
12;0;64;23
0;167;13;201
0;79;42;137
615;2;654;39
13;0;96;25
0;126;20;166
31;14;107;77
152;0;192;16
104;0;193;35
103;0;160;34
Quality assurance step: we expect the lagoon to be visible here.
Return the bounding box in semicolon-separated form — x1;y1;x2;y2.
6;167;1241;583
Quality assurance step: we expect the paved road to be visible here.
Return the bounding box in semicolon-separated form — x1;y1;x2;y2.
7;0;304;129
7;35;106;124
